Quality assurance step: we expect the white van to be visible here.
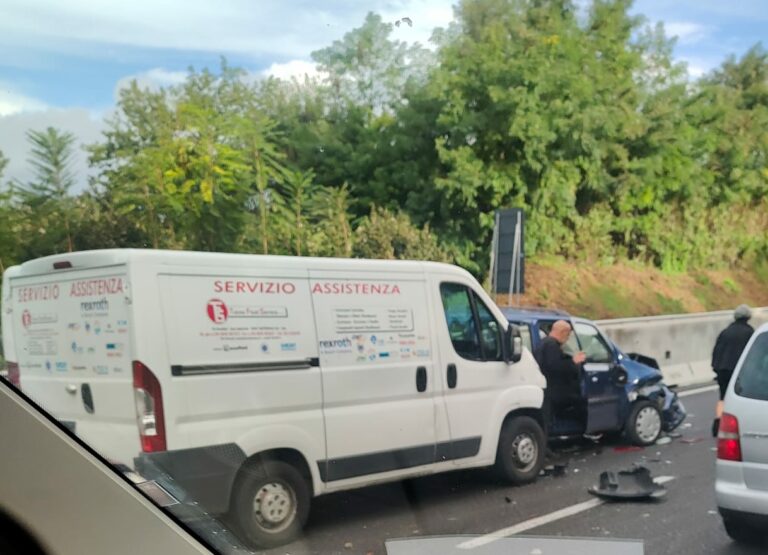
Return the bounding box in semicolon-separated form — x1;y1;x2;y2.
1;249;546;547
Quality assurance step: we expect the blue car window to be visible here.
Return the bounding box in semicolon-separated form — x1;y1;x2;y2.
574;322;613;363
539;320;580;355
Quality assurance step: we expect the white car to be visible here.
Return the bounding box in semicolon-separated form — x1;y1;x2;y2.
715;322;768;543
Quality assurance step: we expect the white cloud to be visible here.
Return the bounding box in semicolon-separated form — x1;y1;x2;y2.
0;109;104;192
664;21;710;45
262;59;320;80
686;64;707;79
0;84;48;117
679;55;719;79
0;1;457;63
113;68;188;101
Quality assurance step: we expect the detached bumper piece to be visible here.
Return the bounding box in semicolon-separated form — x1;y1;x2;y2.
588;466;667;500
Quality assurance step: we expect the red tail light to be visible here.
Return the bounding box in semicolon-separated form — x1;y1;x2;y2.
6;361;20;387
132;361;166;452
717;413;742;462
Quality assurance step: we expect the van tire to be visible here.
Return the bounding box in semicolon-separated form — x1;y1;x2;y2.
231;460;310;549
625;400;663;446
495;416;545;484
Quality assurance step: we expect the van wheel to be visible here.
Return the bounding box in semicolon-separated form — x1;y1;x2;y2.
231;460;310;549
495;416;545;484
626;400;662;446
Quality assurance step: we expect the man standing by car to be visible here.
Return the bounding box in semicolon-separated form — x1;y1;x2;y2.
534;320;587;430
711;304;754;436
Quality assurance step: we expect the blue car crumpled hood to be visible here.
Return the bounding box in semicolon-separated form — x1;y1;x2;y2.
620;354;663;387
619;351;686;432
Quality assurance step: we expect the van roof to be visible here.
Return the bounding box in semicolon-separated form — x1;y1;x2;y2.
9;249;472;280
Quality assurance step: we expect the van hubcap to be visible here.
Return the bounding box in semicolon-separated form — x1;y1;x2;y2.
253;482;296;530
512;433;538;470
635;407;662;443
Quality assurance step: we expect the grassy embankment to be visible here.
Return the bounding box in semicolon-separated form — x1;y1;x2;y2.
496;257;768;320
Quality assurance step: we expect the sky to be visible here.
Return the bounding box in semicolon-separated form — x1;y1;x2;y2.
1;0;766;190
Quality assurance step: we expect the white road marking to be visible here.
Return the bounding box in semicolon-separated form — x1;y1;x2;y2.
678;385;718;398
457;476;676;550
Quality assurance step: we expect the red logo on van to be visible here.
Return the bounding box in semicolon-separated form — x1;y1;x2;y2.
206;299;228;323
21;310;32;328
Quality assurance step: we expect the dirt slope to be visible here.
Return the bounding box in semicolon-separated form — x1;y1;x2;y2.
495;258;768;320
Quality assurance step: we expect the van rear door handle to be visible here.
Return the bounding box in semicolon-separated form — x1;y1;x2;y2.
447;363;457;389
416;366;427;392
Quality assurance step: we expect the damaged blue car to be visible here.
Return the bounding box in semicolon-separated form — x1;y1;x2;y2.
504;308;687;446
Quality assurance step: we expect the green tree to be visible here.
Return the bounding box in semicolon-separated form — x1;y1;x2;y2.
0;149;20;273
307;183;354;257
256;13;439;217
89;64;286;253
277;169;317;256
234;109;287;254
73;8;768;275
416;0;693;273
353;206;452;261
14;127;78;254
88;82;176;248
312;12;433;113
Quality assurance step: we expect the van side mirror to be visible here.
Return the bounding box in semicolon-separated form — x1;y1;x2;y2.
504;324;523;364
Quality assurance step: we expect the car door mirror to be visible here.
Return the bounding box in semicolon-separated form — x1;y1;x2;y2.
504;324;523;364
611;364;628;385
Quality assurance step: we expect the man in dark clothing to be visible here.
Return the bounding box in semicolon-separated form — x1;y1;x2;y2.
713;304;754;398
534;320;586;429
711;304;754;436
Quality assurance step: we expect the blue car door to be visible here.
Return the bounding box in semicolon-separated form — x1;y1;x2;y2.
573;320;624;433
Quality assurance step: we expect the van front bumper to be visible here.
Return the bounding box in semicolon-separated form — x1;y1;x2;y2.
135;443;246;515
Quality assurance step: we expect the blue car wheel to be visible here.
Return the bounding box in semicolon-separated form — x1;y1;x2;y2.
626;400;663;446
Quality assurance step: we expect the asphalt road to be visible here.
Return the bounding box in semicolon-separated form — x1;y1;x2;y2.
264;388;765;555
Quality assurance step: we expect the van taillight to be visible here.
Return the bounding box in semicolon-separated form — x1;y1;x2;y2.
132;361;166;453
6;361;20;387
717;413;742;462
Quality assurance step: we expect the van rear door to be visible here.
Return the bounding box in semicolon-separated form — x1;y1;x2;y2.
7;269;139;464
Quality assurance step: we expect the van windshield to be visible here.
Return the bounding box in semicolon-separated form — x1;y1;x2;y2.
735;333;768;401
